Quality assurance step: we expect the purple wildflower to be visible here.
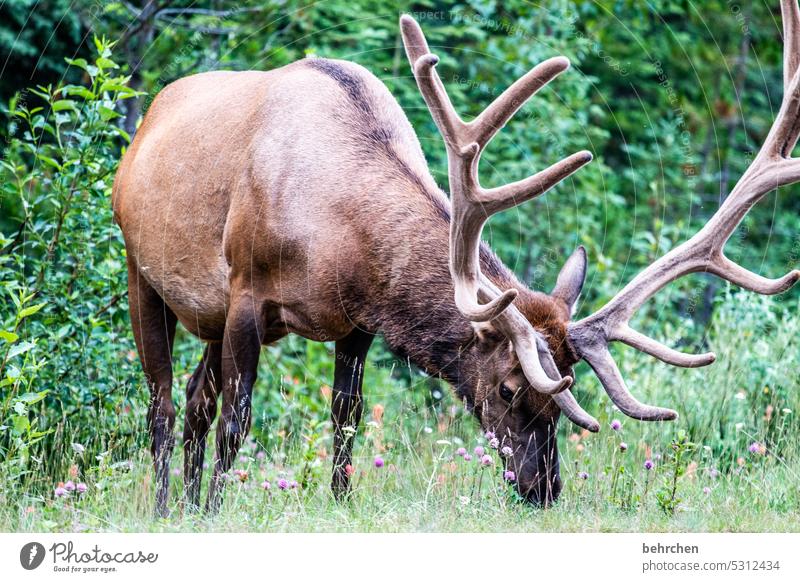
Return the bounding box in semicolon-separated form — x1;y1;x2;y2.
256;451;266;460
64;480;76;492
503;470;516;482
619;442;628;452
261;481;271;491
456;447;467;457
277;478;289;490
610;419;621;431
484;431;496;440
374;456;385;468
488;438;500;449
578;471;589;480
290;480;299;489
480;454;493;467
500;446;513;457
54;486;68;498
644;459;654;471
748;442;760;454
703;486;711;495
463;454;472;462
76;483;88;494
474;446;485;457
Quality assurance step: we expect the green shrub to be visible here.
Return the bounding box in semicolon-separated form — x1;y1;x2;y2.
0;37;142;482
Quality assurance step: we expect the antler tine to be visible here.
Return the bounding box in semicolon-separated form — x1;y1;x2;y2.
399;14;430;63
567;1;800;424
553;391;600;432
765;0;800;157
537;341;600;431
478;150;594;215
614;325;716;368
782;0;800;93
582;346;678;421
410;54;465;151
467;57;572;148
401;14;592;395
405;24;593;216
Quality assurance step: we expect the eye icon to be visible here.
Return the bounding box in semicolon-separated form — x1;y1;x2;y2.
20;542;46;570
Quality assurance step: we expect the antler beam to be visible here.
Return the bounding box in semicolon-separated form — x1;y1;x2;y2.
565;0;800;422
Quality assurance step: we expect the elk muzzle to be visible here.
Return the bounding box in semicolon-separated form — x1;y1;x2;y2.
508;421;561;506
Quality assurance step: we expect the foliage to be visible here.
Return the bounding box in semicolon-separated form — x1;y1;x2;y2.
655;431;698;515
0;0;88;109
1;38;142;481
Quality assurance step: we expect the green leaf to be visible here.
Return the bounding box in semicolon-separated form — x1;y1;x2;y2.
64;86;95;100
93;36;105;55
65;57;89;71
7;341;35;359
98;106;121;122
96;57;119;70
17;391;49;405
112;126;131;143
12;415;30;434
52;99;78;112
0;330;18;343
18;302;45;320
37;155;62;171
99;81;133;95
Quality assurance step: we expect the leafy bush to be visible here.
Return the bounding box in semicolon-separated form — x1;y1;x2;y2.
0;38;142;481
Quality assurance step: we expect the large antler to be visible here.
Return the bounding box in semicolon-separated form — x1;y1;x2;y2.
566;0;800;422
399;15;593;395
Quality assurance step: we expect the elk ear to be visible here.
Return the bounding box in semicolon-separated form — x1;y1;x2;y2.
551;246;587;316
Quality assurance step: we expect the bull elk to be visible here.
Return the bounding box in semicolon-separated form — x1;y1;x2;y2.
113;4;800;516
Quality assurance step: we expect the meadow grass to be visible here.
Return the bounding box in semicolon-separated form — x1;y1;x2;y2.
1;423;798;533
1;293;798;533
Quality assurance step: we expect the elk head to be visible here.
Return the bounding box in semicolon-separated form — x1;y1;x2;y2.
401;0;800;506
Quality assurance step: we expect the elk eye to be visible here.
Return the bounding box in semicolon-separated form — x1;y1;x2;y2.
499;383;515;402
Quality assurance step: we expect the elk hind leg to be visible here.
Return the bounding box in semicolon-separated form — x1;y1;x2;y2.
182;342;222;511
205;295;261;513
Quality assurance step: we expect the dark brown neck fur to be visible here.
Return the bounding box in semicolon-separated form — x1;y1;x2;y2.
344;175;570;398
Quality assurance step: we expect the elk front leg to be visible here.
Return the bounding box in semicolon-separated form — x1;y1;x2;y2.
206;297;261;513
182;342;222;511
127;258;177;518
331;328;374;500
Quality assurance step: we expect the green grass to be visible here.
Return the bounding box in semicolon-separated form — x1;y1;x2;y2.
1;425;798;533
1;292;799;532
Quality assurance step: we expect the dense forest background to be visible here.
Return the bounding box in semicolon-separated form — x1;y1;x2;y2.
1;0;799;501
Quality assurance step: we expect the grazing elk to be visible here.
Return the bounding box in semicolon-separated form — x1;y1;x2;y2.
113;6;799;517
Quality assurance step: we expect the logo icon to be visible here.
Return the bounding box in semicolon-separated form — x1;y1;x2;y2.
20;542;46;570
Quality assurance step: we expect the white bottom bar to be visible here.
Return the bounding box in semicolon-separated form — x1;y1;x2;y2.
1;533;798;580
